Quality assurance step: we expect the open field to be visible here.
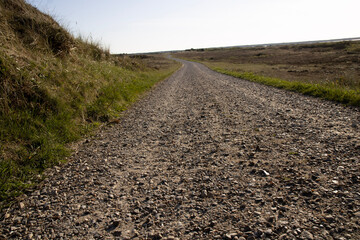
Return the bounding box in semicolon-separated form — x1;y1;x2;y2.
174;41;360;105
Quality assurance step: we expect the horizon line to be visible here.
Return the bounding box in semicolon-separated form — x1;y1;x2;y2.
113;36;360;55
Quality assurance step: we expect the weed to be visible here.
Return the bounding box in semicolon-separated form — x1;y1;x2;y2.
288;152;299;155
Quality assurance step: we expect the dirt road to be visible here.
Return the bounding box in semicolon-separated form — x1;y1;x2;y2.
1;59;360;239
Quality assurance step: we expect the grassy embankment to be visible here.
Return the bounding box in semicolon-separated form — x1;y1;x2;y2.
175;42;360;106
0;0;180;205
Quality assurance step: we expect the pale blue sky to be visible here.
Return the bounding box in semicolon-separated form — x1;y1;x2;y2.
26;0;359;53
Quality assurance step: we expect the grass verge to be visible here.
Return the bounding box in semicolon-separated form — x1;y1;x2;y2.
0;0;181;208
0;55;180;206
182;58;360;107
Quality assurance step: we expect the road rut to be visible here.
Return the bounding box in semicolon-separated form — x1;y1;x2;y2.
1;59;360;239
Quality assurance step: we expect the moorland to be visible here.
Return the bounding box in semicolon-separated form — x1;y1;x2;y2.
174;41;360;105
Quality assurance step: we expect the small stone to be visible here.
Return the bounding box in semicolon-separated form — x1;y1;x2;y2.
112;231;122;237
275;197;285;205
260;170;270;176
106;220;120;232
279;234;288;240
175;221;184;229
243;225;251;232
254;230;263;238
337;166;345;171
279;220;289;225
149;232;162;240
300;230;314;240
19;202;25;209
224;233;232;239
264;229;273;235
122;230;133;239
354;211;360;217
53;212;62;219
254;211;261;216
266;216;275;223
225;232;238;239
332;180;339;185
14;217;22;224
301;190;313;197
50;189;58;196
324;215;335;222
132;229;139;236
10;231;21;238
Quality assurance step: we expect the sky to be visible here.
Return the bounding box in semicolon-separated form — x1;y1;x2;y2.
26;0;360;54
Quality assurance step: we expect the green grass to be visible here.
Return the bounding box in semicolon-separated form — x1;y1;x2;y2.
0;58;179;204
0;56;179;204
211;68;360;106
0;0;181;208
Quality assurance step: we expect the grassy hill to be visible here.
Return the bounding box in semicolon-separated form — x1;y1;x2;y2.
0;0;180;205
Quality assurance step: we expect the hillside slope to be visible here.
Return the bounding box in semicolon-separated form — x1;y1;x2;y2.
0;0;179;204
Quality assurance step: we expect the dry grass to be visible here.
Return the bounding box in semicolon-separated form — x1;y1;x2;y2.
174;41;360;106
0;0;180;205
175;41;360;91
1;0;73;55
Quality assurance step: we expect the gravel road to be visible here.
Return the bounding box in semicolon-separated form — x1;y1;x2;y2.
1;59;360;239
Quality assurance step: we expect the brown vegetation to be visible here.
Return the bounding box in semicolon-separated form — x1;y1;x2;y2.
1;0;74;55
174;41;360;90
0;0;179;204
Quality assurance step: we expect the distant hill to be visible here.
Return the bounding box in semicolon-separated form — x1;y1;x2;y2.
227;37;360;49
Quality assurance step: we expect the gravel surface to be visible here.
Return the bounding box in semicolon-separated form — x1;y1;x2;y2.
1;59;360;239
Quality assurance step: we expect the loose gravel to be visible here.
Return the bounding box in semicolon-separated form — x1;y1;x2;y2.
1;59;359;239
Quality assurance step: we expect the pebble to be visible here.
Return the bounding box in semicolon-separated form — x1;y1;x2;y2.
260;170;270;176
300;230;314;240
0;58;359;239
264;229;272;235
225;232;238;239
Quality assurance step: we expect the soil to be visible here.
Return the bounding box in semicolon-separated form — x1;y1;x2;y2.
1;59;360;239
